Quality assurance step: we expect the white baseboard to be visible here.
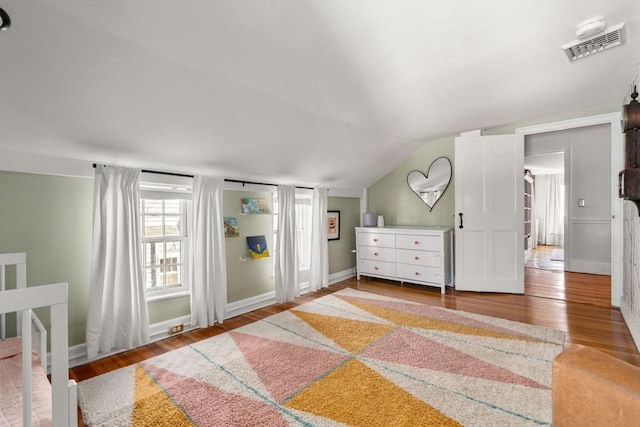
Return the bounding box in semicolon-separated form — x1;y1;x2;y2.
149;314;194;340
224;271;354;319
65;271;355;368
620;298;640;354
67;344;89;369
329;268;356;285
226;291;277;319
66;315;196;368
566;260;611;276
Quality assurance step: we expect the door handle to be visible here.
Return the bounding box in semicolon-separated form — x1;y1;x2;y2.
458;212;464;229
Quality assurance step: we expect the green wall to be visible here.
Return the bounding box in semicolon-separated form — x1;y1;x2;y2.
224;190;275;303
0;171;93;347
327;196;359;274
367;136;455;228
148;296;190;324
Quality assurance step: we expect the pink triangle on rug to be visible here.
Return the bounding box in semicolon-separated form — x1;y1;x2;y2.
144;364;290;426
361;328;548;389
338;295;540;340
230;331;348;402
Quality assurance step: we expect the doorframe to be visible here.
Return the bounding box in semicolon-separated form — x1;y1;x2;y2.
524;150;568;263
516;112;623;307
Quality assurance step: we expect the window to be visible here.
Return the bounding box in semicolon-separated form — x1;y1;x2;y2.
140;196;189;298
272;192;312;271
295;197;312;270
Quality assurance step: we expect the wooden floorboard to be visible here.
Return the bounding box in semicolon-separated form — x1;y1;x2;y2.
525;245;612;307
70;272;639;426
525;268;612;306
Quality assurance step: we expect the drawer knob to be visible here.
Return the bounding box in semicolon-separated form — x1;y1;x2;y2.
415;272;420;276
373;238;378;242
414;241;419;245
414;256;420;260
374;266;379;270
374;252;379;256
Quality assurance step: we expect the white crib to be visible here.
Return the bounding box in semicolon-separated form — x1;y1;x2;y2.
0;253;77;427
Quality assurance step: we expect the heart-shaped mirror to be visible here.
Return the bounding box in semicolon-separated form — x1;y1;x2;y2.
407;157;452;211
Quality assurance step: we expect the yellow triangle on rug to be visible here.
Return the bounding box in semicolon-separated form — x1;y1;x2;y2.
291;309;395;353
133;365;192;426
285;358;461;426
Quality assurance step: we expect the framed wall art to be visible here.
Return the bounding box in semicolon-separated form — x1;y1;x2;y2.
223;217;239;237
241;198;271;215
327;210;340;240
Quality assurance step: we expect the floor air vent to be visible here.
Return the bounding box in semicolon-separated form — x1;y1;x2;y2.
561;22;625;61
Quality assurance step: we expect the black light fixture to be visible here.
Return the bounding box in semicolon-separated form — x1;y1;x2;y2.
0;7;11;31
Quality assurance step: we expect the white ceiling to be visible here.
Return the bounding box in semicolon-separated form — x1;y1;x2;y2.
525;152;565;176
0;1;638;189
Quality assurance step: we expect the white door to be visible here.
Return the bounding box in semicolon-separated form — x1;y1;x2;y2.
454;133;524;293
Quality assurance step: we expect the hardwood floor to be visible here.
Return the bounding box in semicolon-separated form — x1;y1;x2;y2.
525;245;565;271
70;272;638;425
525;245;612;307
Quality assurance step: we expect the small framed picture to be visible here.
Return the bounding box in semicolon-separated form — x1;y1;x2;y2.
327;210;340;240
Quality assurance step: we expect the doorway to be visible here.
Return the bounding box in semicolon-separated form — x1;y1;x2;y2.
522;150;612;307
518;117;619;307
524;152;565;272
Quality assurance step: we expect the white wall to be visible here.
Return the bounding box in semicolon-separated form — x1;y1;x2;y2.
526;124;611;274
622;201;640;351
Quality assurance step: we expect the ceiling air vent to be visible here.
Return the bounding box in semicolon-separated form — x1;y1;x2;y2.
561;22;625;61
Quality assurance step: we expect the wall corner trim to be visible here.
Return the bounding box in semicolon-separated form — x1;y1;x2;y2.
620;299;640;353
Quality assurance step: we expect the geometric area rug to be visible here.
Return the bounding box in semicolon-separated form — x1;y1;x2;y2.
78;289;566;426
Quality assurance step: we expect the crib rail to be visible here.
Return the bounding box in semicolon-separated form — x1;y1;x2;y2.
0;283;72;427
0;252;26;339
0;252;75;427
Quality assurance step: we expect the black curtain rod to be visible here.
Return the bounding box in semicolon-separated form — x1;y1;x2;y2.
144;169;194;178
92;164;314;190
92;163;193;178
224;178;313;190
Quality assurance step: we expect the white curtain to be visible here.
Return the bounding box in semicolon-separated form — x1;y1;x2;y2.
275;185;299;302
190;176;227;328
86;165;149;360
536;174;564;246
309;187;328;291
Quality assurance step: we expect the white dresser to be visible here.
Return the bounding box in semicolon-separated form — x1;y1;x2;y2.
355;226;453;293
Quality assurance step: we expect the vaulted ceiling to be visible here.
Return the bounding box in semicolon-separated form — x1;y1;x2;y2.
0;1;638;189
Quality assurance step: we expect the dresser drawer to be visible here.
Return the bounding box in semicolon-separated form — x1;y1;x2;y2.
396;249;440;268
358;246;395;262
358;232;395;248
355;226;452;294
397;263;443;285
396;234;441;251
358;259;396;277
